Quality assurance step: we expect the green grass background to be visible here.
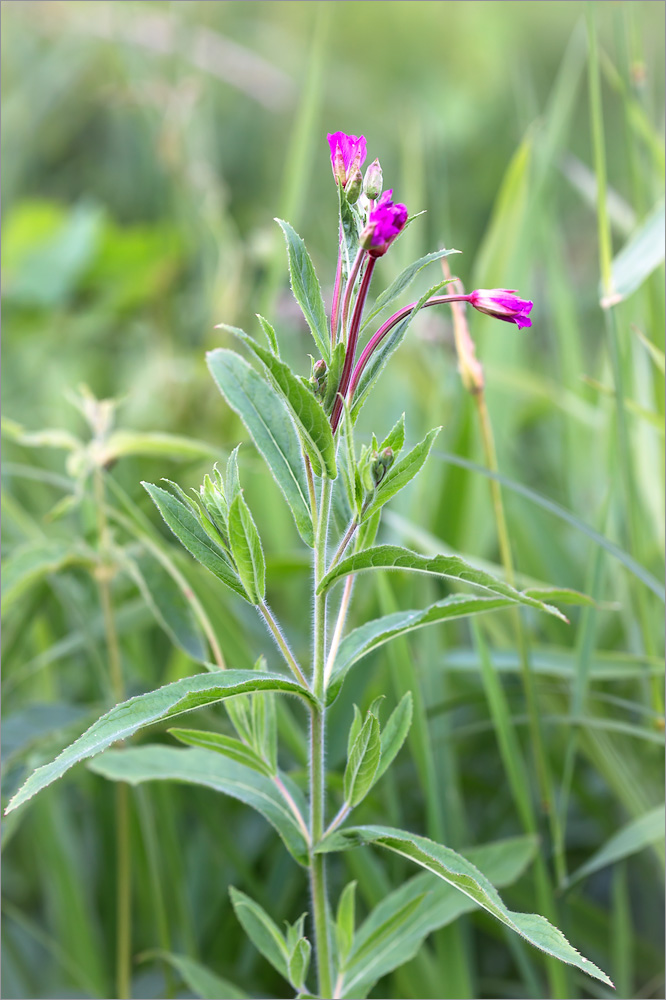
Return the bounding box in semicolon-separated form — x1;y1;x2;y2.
2;1;664;998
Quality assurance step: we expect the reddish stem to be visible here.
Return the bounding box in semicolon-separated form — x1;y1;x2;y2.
330;255;377;432
340;248;365;345
345;293;473;408
330;247;343;346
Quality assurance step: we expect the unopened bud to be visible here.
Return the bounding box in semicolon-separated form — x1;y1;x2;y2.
363;158;383;200
380;447;394;472
370;450;387;487
345;166;363;205
309;358;327;397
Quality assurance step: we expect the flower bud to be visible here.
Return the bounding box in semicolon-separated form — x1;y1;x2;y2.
380;447;394;472
363;158;383;200
360;190;408;257
345;166;363;205
309;358;327;397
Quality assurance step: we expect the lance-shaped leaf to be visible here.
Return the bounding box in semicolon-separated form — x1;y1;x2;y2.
338;835;537;998
343;712;381;808
141;951;248;1000
275;219;330;363
361;248;460;331
214;329;337;479
327;594;543;704
375;692;413;782
169;728;272;776
318;545;567;622
230;886;291;981
327;825;613;988
567;803;665;886
90;746;309;865
142;482;248;601
228;493;265;604
5;670;316;814
361;429;440;523
351;281;451;421
335;881;357;966
206;350;313;547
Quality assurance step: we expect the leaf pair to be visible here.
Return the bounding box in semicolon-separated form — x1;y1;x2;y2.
342;693;413;814
230;887;311;993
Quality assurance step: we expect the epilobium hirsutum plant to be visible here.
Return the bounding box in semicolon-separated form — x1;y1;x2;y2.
6;131;611;998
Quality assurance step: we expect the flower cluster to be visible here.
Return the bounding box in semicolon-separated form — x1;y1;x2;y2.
325;131;533;431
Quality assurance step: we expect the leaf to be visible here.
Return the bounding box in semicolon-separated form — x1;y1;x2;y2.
568;804;665;885
338;184;362;277
142;481;248;601
361;429;441;523
206;349;313;546
256;313;280;355
168;728;272;776
228;493;265;604
126;551;208;662
323;341;346;413
229;886;291;981
332;825;613;988
339;403;362;517
213;331;337;479
351;281;451;421
103;431;219;463
606;200;665;304
275;219;330;363
339;835;538;998
335;881;357;964
91;746;310;865
318;545;567;622
375;692;413;782
142;951;248;999
361;248;461;331
1;541;88;613
379;412;406;457
5;669;315;814
343;713;381;808
288;937;311;992
327;594;549;704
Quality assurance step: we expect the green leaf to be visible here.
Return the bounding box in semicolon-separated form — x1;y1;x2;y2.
228;493;265;604
361;248;460;331
256;313;280;355
351;281;451;421
103;430;219;463
339;835;537;998
318;544;568;622
327;594;546;704
288;937;311;992
332;825;613;988
375;692;413;782
206;349;313;547
215;330;337;479
91;746;310;865
379;412;406;457
126;551;208;662
275;219;330;363
1;541;88;613
142;951;248;999
5;669;315;814
361;429;441;523
323;341;346;413
142;482;248;601
229;886;291;982
340;403;363;517
568;804;665;885
343;712;381;808
335;881;357;965
607;200;665;303
168;728;272;776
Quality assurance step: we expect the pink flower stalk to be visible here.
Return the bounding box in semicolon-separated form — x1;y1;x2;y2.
327;132;367;187
468;288;533;329
360;190;408;257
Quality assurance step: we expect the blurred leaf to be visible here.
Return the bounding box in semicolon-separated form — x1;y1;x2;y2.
104;431;220;463
361;428;440;522
2;417;81;451
228;493;265;604
606;201;665;304
339;836;538;998
568;804;665;885
326;825;613;987
141;950;248;1000
327;594;536;704
319;544;568;621
142;482;247;601
207;349;314;546
212;335;337;479
90;746;310;865
2;200;104;307
5;670;315;815
1;540;88;613
126;551;209;663
288;937;311;993
229;886;291;982
335;880;357;965
275;219;331;363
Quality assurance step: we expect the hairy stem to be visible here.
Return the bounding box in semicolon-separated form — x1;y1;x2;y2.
259;601;309;688
310;475;333;997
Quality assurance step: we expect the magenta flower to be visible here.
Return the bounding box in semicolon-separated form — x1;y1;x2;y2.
360;190;408;257
327;131;367;187
468;288;533;329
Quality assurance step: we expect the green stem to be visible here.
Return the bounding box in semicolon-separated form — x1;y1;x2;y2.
259;601;309;688
93;467;132;1000
310;475;333;997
